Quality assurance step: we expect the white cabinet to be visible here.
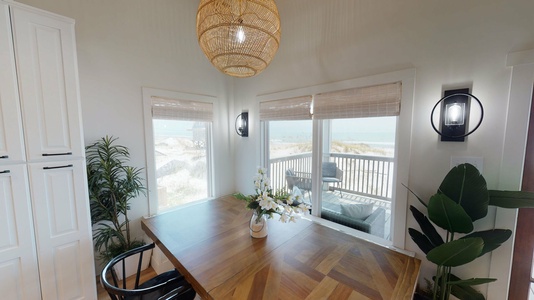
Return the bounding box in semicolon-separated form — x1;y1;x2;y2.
10;5;84;162
28;161;95;299
0;1;96;299
0;164;41;299
0;3;25;164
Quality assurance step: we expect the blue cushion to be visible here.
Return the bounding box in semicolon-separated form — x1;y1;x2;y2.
340;203;374;220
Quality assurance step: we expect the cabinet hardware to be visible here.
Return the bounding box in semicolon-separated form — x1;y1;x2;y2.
0;155;8;159
42;152;72;156
43;164;73;170
0;170;10;174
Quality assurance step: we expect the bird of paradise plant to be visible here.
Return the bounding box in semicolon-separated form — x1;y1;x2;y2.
407;163;534;300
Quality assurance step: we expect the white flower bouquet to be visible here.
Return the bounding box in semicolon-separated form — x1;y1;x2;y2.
234;167;309;224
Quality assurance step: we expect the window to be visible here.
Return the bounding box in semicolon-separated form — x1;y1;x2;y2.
268;119;313;200
260;95;313;200
143;88;214;215
260;72;413;249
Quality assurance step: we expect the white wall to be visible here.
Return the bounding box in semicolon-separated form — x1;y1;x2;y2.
15;0;534;298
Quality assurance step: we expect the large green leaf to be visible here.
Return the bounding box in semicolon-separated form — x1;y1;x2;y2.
408;228;435;254
448;274;487;300
427;237;484;267
428;193;473;233
409;205;444;247
448;277;497;286
439;163;489;221
489;190;534;208
403;183;428;208
463;229;512;257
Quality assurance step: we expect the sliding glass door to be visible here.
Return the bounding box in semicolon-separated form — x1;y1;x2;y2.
261;82;401;241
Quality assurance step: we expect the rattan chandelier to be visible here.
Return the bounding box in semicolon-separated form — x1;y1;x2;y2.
196;0;281;78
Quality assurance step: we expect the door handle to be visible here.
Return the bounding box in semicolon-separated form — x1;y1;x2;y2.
43;164;73;170
42;152;72;156
0;170;10;174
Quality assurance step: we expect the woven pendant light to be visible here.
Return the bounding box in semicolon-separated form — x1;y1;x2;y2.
196;0;281;78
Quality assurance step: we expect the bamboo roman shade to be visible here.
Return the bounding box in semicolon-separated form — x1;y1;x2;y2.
151;96;213;122
260;95;313;121
313;82;402;119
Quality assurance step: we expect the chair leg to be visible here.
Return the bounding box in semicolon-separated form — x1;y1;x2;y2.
337;183;343;198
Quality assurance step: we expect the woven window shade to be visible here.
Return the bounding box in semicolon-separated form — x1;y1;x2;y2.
196;0;281;78
151;96;213;122
260;96;313;121
313;82;402;119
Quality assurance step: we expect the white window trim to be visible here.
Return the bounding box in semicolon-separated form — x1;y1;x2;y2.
142;87;217;216
257;69;415;250
486;49;534;299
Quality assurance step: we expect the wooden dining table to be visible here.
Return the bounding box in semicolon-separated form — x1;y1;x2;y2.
141;195;420;299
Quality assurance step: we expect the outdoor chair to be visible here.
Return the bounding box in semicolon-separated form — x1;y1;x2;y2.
322;162;343;195
285;168;312;197
101;243;196;300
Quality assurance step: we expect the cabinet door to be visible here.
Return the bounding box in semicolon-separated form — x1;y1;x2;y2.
10;6;84;162
28;160;96;300
0;3;25;164
0;164;41;299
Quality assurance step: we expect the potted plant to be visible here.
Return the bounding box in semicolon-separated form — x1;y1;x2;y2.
86;136;146;268
407;163;534;300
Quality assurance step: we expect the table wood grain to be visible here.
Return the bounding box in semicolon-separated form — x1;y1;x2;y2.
142;195;420;300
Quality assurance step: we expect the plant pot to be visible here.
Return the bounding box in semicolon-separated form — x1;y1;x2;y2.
113;248;152;280
250;212;268;238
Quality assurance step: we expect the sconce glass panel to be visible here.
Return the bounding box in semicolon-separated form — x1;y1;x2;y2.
444;102;465;126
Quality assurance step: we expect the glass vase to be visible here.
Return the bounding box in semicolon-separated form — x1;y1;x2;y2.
249;211;268;238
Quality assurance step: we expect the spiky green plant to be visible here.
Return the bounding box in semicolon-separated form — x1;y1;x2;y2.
407;163;534;300
86;136;146;262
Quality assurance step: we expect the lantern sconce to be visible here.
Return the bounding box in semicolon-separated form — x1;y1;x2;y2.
235;112;248;137
431;88;484;142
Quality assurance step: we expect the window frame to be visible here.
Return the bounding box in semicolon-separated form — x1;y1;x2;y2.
258;69;415;249
142;87;216;216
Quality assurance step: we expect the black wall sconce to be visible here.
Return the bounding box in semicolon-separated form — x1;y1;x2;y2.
431;88;484;142
235;112;248;137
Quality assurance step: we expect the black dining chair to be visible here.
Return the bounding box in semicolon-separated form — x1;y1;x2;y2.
101;243;196;300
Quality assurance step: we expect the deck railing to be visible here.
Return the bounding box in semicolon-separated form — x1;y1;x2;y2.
270;153;394;200
270;153;312;191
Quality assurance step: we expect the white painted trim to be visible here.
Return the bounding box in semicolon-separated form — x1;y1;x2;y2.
488;50;534;300
392;71;416;250
256;69;416;250
7;0;74;23
141;87;217;216
311;119;323;217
